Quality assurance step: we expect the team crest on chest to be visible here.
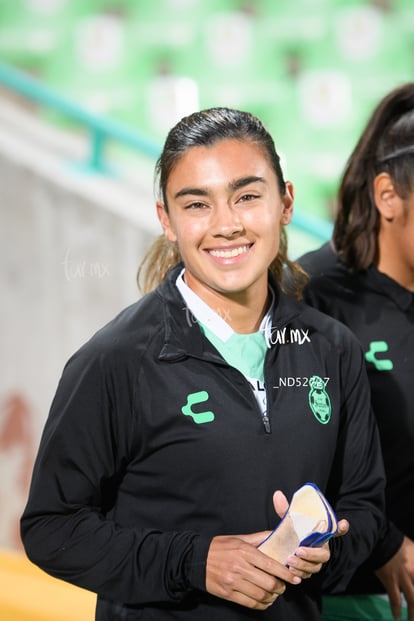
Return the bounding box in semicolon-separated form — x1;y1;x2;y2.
308;375;332;424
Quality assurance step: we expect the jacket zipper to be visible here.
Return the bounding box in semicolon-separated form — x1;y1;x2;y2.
245;377;271;434
238;373;271;434
261;353;272;434
262;412;271;434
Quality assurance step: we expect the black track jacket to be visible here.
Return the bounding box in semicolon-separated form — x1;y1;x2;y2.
298;242;413;594
21;264;385;620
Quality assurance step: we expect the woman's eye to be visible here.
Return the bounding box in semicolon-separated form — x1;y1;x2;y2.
239;194;258;202
185;202;206;210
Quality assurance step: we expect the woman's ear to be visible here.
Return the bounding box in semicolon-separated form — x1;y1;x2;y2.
373;173;402;222
156;201;177;242
281;181;294;225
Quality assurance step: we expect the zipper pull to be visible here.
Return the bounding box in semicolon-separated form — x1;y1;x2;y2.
262;413;271;434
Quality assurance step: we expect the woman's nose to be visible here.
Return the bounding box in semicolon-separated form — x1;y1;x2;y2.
211;203;243;237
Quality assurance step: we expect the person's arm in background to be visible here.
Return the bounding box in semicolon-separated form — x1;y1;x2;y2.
320;334;386;593
302;277;414;621
374;534;414;621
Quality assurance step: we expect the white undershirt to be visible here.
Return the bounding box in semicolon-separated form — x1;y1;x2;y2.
176;269;273;415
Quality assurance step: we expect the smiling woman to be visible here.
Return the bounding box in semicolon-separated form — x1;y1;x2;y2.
21;107;386;621
138;107;306;301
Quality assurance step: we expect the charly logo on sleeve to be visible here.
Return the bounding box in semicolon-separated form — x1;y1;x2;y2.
365;341;393;371
181;391;215;424
308;375;332;424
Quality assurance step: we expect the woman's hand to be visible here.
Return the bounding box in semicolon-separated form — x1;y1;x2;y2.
206;532;301;610
273;490;349;580
375;536;414;621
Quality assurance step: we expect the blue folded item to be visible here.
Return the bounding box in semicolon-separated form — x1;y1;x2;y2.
258;482;338;564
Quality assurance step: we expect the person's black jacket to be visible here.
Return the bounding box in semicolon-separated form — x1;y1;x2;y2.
299;242;411;594
21;264;386;619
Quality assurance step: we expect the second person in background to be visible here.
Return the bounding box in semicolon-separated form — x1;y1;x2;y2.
298;83;414;621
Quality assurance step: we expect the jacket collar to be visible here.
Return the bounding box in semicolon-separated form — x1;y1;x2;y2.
155;264;303;362
366;265;413;311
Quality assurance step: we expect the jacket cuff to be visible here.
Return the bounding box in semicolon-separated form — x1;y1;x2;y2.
185;535;214;592
368;520;404;570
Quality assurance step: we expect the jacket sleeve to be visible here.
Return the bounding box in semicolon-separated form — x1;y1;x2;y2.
303;284;402;588
364;519;404;571
20;342;211;605
322;334;387;593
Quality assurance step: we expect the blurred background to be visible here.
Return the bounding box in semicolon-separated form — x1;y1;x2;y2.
0;0;413;616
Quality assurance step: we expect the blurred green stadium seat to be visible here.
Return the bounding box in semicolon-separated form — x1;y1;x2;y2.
41;5;145;126
0;0;132;75
2;0;414;238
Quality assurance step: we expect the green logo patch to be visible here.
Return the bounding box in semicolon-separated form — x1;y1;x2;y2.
181;391;215;424
365;341;393;371
308;375;331;424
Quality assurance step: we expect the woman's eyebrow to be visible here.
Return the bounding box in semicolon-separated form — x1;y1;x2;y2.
173;176;266;200
228;176;266;192
173;186;210;200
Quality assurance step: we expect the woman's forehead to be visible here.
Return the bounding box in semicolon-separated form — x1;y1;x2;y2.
165;140;275;192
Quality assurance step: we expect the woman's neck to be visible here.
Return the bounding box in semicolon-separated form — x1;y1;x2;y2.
377;237;414;292
183;274;270;334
